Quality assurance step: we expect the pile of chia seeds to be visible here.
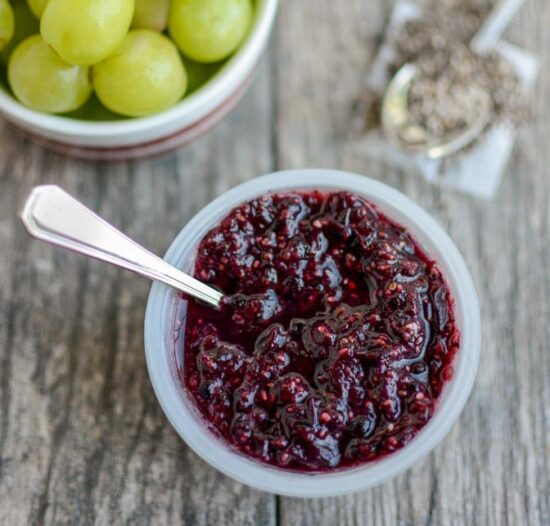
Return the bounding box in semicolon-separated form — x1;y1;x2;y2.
364;0;527;147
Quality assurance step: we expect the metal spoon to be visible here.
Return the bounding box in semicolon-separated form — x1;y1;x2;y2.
381;0;526;159
20;185;224;308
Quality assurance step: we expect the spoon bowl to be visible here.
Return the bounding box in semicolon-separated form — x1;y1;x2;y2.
381;0;527;159
381;64;492;159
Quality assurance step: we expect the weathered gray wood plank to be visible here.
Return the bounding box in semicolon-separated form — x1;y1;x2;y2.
0;56;277;525
275;1;550;525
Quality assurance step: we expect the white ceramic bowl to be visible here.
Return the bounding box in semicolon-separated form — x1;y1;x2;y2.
0;0;278;160
144;169;481;497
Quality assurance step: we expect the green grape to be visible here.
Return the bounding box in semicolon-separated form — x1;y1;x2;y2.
1;1;39;65
169;0;252;63
41;0;134;65
93;29;187;117
27;0;49;18
132;0;170;32
0;0;14;52
8;34;92;113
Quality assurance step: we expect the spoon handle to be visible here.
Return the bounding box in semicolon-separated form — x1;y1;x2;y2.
470;0;527;55
20;185;224;308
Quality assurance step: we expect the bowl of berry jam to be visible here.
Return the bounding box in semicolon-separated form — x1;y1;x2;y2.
144;169;481;497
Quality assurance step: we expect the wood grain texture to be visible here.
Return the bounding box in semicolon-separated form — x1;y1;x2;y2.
0;56;276;525
0;0;549;524
275;1;550;525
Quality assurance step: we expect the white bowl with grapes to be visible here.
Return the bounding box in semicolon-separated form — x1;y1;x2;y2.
0;0;278;159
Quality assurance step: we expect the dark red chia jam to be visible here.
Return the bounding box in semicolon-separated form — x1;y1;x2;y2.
177;191;460;472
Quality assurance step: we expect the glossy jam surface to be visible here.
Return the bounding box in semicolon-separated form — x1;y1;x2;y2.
178;191;460;472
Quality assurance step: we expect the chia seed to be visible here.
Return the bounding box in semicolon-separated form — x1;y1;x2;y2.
362;0;527;150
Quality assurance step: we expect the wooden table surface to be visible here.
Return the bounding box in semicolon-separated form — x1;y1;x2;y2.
1;1;549;525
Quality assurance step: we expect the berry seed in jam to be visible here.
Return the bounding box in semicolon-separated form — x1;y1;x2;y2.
177;191;460;472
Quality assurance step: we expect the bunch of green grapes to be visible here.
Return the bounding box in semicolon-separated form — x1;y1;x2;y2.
1;0;253;118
